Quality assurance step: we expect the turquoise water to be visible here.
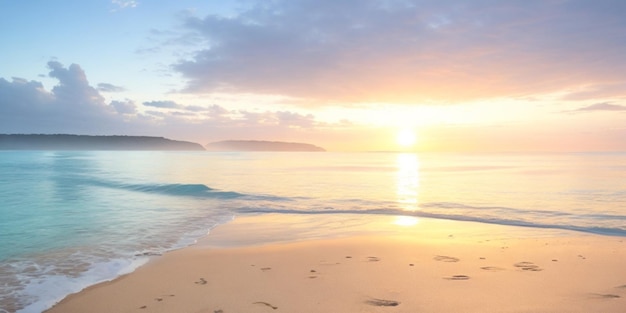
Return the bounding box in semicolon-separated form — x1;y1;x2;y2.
1;151;625;312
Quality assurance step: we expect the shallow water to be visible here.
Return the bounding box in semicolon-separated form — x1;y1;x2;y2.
1;151;625;312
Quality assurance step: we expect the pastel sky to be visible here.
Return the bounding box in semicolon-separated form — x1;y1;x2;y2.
2;0;626;152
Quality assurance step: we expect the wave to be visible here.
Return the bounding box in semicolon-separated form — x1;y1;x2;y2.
54;170;626;237
58;173;281;200
121;183;244;199
237;205;626;237
14;257;148;313
116;182;293;202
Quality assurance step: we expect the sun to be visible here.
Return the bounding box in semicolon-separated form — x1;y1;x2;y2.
396;129;417;147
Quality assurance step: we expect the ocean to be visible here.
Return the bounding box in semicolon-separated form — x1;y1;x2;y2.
1;151;625;312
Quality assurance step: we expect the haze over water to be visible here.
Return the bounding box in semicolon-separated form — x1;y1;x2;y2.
1;150;625;312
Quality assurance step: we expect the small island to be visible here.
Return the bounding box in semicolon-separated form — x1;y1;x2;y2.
0;134;205;151
206;140;325;152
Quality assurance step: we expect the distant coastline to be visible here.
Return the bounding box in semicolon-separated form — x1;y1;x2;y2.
206;140;325;152
0;134;205;151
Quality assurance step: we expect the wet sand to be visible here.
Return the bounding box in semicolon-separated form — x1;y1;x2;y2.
46;214;626;313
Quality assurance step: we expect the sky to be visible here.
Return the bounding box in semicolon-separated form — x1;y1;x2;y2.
1;0;626;152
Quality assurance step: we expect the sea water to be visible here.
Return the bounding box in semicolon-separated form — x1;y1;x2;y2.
1;151;625;312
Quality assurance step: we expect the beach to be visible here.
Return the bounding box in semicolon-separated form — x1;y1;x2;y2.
4;151;625;312
5;0;626;310
46;214;626;313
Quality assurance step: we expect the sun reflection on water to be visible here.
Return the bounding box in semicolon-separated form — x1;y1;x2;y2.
395;153;420;211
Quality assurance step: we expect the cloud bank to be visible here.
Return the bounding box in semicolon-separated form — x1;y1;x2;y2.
174;0;626;103
570;102;626;113
0;62;125;134
0;61;329;143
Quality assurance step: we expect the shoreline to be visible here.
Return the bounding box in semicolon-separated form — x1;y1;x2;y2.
46;214;626;312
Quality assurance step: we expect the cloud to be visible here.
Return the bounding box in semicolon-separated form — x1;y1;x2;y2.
140;99;318;129
173;0;626;104
0;61;342;146
142;100;223;113
97;83;126;92
571;102;626;112
143;100;182;109
110;100;137;114
561;83;626;101
0;62;135;134
235;110;316;129
111;0;138;10
276;111;316;128
0;77;53;115
47;61;106;108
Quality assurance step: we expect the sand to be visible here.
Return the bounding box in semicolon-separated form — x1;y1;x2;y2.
46;214;626;313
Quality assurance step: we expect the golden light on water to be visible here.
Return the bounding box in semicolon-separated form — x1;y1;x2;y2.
395;153;420;211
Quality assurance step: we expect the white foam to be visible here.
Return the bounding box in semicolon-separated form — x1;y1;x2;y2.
16;257;149;313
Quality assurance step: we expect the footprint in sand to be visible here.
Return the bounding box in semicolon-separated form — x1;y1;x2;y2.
444;275;470;280
514;262;542;272
367;256;380;262
365;298;400;306
260;267;272;271
434;255;460;262
253;301;278;310
195;278;208;285
590;293;621;299
140;294;176;308
154;294;175;302
480;266;505;272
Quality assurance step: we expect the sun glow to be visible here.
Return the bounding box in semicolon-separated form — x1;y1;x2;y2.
393;216;420;227
396;153;420;210
396;129;417;147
